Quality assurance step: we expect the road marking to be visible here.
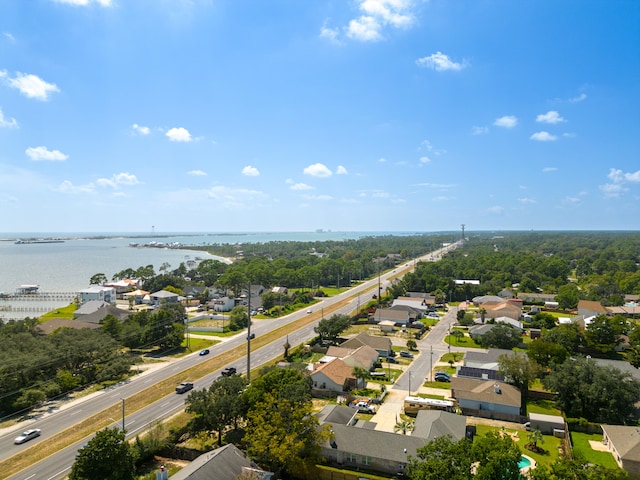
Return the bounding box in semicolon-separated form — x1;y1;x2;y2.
69;409;82;415
22;474;36;480
47;465;70;480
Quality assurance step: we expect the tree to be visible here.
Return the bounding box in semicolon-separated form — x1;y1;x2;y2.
394;419;414;435
451;329;464;345
352;366;370;388
406;435;473;480
556;283;581;310
314;314;350;343
243;367;312;412
471;431;521;480
528;452;629;480
69;428;134;480
185;374;248;446
541;323;583;354
498;352;540;415
406;339;417;351
526;429;544;452
543;356;640;423
229;306;249;331
527;340;569;369
478;324;521;350
584;315;621;354
90;273;107;285
244;392;327;478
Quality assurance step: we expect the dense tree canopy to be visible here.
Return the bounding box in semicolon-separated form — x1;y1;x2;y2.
69;428;134;480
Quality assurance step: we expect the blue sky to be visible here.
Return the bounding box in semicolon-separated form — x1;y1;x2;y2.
0;0;638;233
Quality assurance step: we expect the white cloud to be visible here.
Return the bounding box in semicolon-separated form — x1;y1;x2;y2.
301;194;333;201
53;0;112;6
487;205;504;214
96;172;140;188
472;126;488;135
0;107;18;128
494;115;518;128
303;163;332;177
55;180;95;194
536;110;566;124
25;146;68;161
542;167;558;173
419;156;430;164
341;0;417;42
378;157;387;163
290;183;314;191
336;165;348;175
569;93;587;103
3;32;16;43
530;131;558;142
319;22;341;44
608;168;640;184
600;168;640;198
188;169;207;176
563;196;583;205
242;165;260;176
416;52;467;72
166;127;192;142
415;182;456;189
1;71;60;101
132;123;150;135
518;197;536;204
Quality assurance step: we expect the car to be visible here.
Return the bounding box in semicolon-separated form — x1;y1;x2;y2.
14;429;41;444
427;312;440;319
199;349;210;356
221;366;237;376
399;351;414;358
306;309;312;314
250;310;258;316
175;382;194;394
351;401;376;414
386;356;398;363
434;372;451;382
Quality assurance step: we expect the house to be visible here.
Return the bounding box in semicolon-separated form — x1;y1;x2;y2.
310;358;360;393
456;279;480;285
271;286;288;295
339;333;393;358
451;377;522;421
378;320;397;333
150;290;180;305
392;296;431;312
371;308;412;326
601;425;640;478
76;304;131;324
103;280;135;294
493;315;523;329
406;292;436;303
78;286;116;305
468;324;499;341
316;405;468;477
578;300;608;318
122;289;150;305
183;285;207;298
498;288;514;299
456;349;512;381
472;295;504;305
324;345;379;371
211;296;235;312
170;443;273;480
517;292;556;303
482;301;522;321
36;318;103;334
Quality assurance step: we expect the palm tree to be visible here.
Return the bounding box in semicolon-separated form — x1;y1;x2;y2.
527;429;544;451
394;419;414;435
352;367;371;389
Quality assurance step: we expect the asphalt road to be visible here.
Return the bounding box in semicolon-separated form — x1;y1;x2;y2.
4;243;459;480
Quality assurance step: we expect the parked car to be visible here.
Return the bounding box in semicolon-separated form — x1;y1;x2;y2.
434;372;451;382
199;349;210;356
14;429;41;444
351;401;376;414
427;312;440;319
386;356;398;363
221;366;237;376
400;351;414;358
175;382;194;394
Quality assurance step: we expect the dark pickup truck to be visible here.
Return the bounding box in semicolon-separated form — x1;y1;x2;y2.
221;367;237;377
175;382;194;394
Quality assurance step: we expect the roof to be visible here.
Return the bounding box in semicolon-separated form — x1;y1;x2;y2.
373;308;411;321
468;324;496;336
311;358;355;387
79;285;114;293
340;332;392;352
451;377;521;408
528;413;564;424
464;348;514;365
578;300;608;314
151;290;179;298
37;318;102;334
346;345;379;367
316;404;357;425
473;295;504;304
170;444;270;480
77;304;131;324
412;410;467;442
601;425;640;463
74;300;111;316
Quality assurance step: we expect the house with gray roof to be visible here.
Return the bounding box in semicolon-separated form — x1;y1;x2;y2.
339;333;393;358
150;290;180;305
171;443;272;480
601;424;640;478
316;405;468;477
371;308;412;326
75;304;131;324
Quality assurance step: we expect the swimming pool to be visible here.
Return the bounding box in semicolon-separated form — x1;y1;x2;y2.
518;456;532;469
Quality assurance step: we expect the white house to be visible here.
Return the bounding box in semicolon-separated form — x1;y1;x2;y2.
78;286;116;305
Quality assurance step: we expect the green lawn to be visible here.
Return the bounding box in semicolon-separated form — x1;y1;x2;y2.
526;398;561;416
440;352;465;364
473;424;561;469
571;432;618;470
445;333;482;349
40;303;77;320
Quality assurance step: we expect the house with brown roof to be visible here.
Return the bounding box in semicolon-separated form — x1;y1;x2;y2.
339;332;393;358
450;377;522;421
482;301;522;321
310;358;360;393
578;300;608;317
325;345;379;371
601;425;640;478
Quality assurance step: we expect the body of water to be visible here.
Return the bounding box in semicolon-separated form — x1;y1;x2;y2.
0;231;421;320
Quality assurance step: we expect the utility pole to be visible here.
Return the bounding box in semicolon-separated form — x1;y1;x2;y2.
247;285;252;383
430;345;433;382
461;224;465;242
121;398;125;432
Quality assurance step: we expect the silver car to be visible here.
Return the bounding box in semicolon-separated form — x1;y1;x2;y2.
14;429;41;444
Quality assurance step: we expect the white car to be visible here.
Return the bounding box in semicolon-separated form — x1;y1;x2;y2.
14;429;41;444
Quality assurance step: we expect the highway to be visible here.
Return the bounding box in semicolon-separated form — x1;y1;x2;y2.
3;243;458;480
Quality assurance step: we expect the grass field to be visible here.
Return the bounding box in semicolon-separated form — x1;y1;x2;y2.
571;432;618;470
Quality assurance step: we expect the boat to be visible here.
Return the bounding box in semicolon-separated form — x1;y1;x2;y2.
14;239;65;244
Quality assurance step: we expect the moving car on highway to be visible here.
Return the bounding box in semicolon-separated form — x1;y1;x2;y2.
14;429;41;444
